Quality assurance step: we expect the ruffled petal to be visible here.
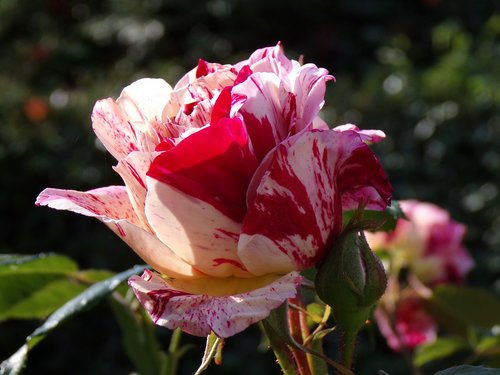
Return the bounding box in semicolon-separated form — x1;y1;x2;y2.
238;129;392;275
231;72;292;160
35;186;200;279
92;79;172;161
117;78;172;141
333;124;386;144
288;64;333;133
174;61;235;90
92;99;141;161
145;120;258;277
333;129;392;211
128;269;302;337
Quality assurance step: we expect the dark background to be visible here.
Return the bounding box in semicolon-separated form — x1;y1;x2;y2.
0;0;499;374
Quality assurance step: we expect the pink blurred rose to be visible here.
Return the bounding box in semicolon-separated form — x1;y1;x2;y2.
36;44;392;337
375;294;437;352
366;200;474;285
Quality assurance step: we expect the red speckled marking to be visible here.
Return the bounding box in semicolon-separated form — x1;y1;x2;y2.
128;270;302;338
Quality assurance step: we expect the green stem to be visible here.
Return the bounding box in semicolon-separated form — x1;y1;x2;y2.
261;321;300;375
341;330;358;371
164;328;182;375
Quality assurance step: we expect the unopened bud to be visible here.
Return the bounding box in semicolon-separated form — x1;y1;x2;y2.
315;229;387;332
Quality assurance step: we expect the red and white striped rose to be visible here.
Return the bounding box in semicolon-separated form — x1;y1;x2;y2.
36;44;392;337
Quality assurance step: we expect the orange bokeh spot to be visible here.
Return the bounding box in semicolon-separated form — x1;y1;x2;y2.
24;97;49;122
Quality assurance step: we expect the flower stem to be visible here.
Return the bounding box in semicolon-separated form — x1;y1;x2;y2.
341;330;358;371
261;320;300;375
164;328;183;375
288;297;312;375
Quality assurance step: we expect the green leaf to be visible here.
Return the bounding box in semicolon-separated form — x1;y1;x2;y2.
477;335;500;353
435;365;500;375
76;269;115;283
0;264;146;375
427;286;500;335
0;253;79;315
0;253;78;274
414;337;471;367
0;279;87;322
109;294;165;375
306;302;325;326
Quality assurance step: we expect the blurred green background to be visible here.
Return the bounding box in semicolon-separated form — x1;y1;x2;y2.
0;0;499;374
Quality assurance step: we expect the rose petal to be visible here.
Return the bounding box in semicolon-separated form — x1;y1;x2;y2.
117;78;172;142
231;72;291;160
333;124;386;144
36;186;200;279
239;132;340;274
145;120;259;277
113;151;158;230
129;269;302;337
333;129;392;211
36;186;141;225
239;129;392;275
174;62;235;90
288;64;333;133
92;79;172;161
92;99;141;161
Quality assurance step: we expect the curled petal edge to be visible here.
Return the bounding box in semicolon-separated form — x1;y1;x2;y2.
128;270;302;338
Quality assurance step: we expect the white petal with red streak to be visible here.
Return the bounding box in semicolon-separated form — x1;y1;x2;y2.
113;151;158;230
288;64;333;132
238;132;341;275
128;269;302;337
92;99;141;161
117;78;172;141
36;186;142;225
145;121;258;277
231;72;291;160
144;178;248;277
239;129;391;275
35;186;200;279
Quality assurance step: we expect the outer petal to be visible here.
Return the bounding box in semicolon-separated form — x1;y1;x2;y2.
36;186;142;225
238;129;392;275
145;120;259;277
113;151;158;230
92;79;172;161
35;186;200;279
128;269;302;337
117;78;172;142
92;99;141;161
334;130;392;211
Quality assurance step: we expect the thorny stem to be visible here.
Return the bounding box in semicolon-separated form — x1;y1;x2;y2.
288;297;312;375
262;320;300;375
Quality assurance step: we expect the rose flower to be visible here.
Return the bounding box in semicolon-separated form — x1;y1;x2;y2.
37;44;392;337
